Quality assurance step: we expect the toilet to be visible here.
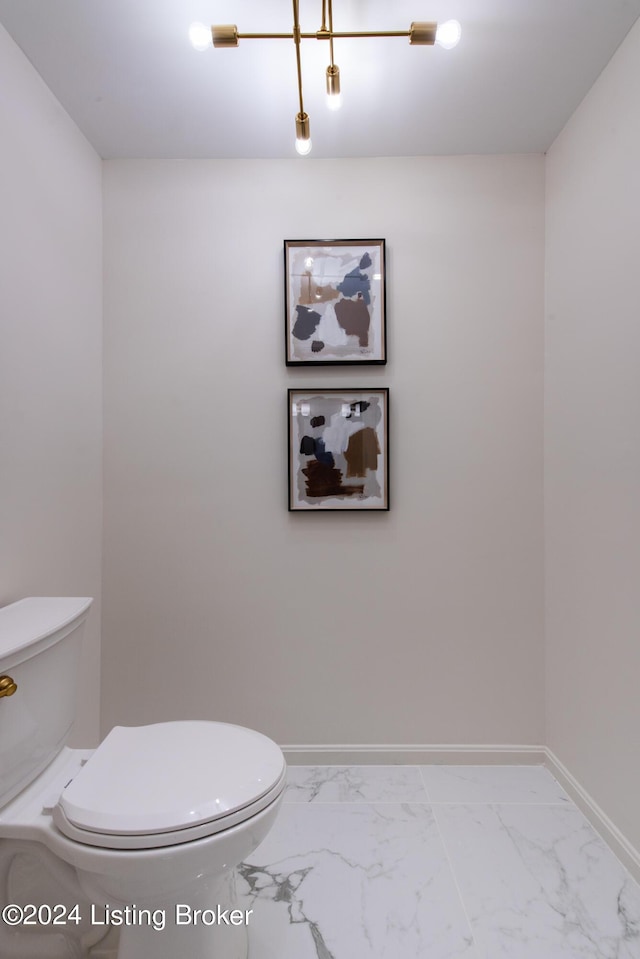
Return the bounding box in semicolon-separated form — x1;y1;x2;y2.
0;597;286;959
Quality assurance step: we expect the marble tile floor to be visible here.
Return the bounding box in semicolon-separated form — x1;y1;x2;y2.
239;764;640;959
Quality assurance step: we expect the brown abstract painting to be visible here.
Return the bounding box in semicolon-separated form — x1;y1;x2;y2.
288;389;389;511
285;240;386;365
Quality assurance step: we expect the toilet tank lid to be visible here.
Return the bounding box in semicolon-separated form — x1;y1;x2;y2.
57;721;286;836
0;597;92;661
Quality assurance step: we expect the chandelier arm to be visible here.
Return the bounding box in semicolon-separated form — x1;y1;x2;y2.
235;30;414;40
323;30;411;38
292;0;305;117
328;0;335;67
236;32;297;39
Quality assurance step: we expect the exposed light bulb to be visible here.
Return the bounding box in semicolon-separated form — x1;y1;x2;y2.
326;65;341;111
435;19;461;50
295;137;313;156
295;112;312;155
189;22;211;51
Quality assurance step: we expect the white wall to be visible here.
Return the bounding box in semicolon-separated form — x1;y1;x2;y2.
545;20;640;850
102;155;545;746
0;24;103;744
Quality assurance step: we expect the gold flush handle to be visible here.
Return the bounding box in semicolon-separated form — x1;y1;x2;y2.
0;675;18;698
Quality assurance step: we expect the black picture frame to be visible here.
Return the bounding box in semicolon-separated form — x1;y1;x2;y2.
284;239;386;365
288;388;390;511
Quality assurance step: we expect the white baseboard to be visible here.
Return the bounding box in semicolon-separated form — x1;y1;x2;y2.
281;743;546;765
544;748;640;883
280;742;640;884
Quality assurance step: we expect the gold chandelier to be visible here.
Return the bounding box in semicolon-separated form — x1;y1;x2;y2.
189;1;461;155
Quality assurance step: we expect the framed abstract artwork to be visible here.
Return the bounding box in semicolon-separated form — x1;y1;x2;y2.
284;239;386;365
288;388;389;511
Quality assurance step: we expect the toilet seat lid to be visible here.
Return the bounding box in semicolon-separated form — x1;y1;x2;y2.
57;721;285;836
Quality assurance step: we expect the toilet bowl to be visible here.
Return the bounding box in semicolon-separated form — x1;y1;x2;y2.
0;598;286;959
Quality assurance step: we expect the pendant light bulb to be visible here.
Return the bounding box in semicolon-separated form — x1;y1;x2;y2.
435;19;461;50
188;22;211;51
295;137;313;156
326;64;342;111
295;112;312;156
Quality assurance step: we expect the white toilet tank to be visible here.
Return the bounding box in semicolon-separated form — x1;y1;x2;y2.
0;597;92;808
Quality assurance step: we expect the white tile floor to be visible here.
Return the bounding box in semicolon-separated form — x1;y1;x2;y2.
239;765;640;958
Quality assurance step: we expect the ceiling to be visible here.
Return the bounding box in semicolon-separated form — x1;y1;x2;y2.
1;0;639;159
